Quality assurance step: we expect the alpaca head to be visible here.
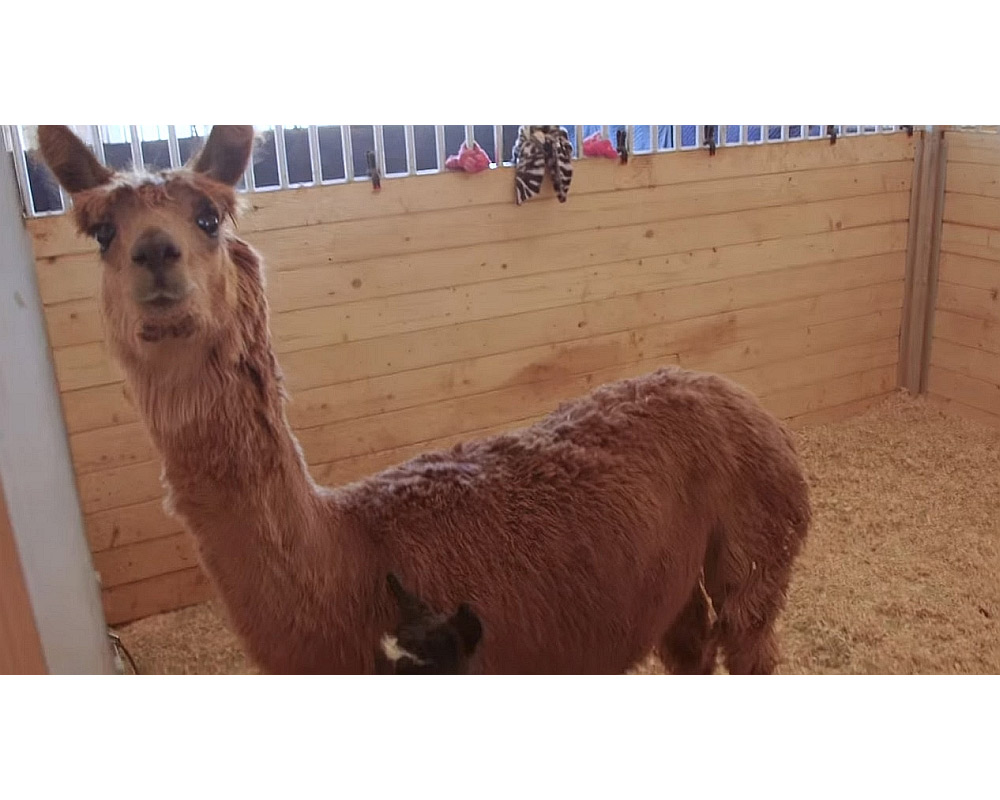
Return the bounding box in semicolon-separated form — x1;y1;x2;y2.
36;125;258;378
376;573;483;674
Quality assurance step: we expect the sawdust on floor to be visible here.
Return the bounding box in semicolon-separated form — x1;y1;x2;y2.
116;392;1000;675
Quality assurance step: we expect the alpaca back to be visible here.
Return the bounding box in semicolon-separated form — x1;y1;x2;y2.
340;366;809;674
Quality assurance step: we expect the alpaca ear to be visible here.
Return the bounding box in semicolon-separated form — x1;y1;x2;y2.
450;604;483;656
386;572;429;620
36;126;114;194
190;125;255;186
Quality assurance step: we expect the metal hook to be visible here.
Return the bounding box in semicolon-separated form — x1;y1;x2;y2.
704;125;717;156
366;150;381;191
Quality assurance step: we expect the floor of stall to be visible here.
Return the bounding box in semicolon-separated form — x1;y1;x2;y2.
116;392;1000;675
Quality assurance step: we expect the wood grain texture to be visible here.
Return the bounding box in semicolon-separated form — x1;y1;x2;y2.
0;479;48;673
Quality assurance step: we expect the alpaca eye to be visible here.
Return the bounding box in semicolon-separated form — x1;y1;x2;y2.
196;209;219;236
90;223;116;254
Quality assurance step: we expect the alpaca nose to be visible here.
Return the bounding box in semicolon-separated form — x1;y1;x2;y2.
131;229;182;276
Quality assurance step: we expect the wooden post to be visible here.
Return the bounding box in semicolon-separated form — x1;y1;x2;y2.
0;478;48;674
899;127;947;394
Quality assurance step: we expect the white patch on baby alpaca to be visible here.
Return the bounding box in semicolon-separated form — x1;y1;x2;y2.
380;634;426;666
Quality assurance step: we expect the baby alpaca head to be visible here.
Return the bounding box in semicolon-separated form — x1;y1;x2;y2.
376;573;483;674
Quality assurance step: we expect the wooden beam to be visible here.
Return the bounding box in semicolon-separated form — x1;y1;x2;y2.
0;477;48;674
899;128;947;394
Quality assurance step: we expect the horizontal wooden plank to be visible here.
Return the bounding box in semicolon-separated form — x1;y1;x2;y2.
938;252;1000;292
86;495;183;553
941;222;1000;261
763;366;896;421
935;281;1000;323
48;223;909;396
929;338;1000;385
317;337;899;487
286;280;905;433
60;382;135;435
301;334;900;472
77;459;164;516
72;307;902;476
927;393;1000;428
945;162;1000;199
76;333;900;516
944;129;1000;153
35;160;915;310
103;566;214;626
42;192;910;353
785;393;895;430
57;251;907;435
27;134;917;260
942;192;1000;230
933;309;1000;355
270;207;908;356
927;365;1000;416
93;531;199;589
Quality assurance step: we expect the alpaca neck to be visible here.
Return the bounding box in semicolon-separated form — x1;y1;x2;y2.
140;353;326;596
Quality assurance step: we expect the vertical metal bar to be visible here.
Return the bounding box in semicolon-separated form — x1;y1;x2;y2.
673;125;682;150
166;125;181;168
11;125;37;216
274;125;290;188
307;125;322;185
575;125;584;159
601;124;609;141
434;125;446;171
88;125;107;166
626;125;634;155
342;125;355;181
492;125;503;166
128;125;143;171
465;124;475;148
374;125;387;178
651;125;659;153
405;125;417;174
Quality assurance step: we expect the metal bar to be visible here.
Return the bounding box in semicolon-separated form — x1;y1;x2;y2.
242;126;256;192
88;125;107;166
274;125;290;188
434;125;446;171
128;125;143;171
492;125;503;166
405;125;417;174
626;125;634;155
11;125;37;216
651;124;659;153
374;125;387;178
674;125;682;150
465;124;475;148
166;125;181;168
1;125;11;152
343;125;355;181
575;125;584;158
601;124;609;141
307;125;322;185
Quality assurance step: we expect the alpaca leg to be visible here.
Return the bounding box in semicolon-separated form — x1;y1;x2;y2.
657;582;718;674
703;523;799;676
708;558;791;675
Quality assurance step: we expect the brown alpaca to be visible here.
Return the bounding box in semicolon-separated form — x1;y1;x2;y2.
375;573;483;674
37;125;811;675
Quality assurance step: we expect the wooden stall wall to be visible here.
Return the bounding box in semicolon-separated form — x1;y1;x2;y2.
26;133;915;624
928;130;1000;426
